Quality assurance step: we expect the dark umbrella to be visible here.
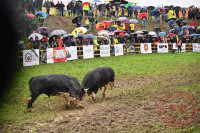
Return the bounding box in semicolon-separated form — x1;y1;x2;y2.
169;5;174;9
152;10;160;16
174;6;181;10
133;6;142;10
72;16;82;24
169;29;175;33
36;27;52;35
147;6;155;10
189;5;194;8
154;7;161;10
167;20;175;26
142;30;149;34
167;18;176;22
176;18;183;23
122;33;130;38
77;33;85;38
173;26;181;31
164;6;169;9
182;20;188;25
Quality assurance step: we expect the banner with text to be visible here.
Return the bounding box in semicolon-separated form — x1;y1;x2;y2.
53;47;67;62
141;43;152;54
47;48;54;63
114;44;124;56
193;43;200;52
83;45;94;59
66;46;78;60
126;43;135;54
100;45;110;57
23;49;39;66
157;43;168;53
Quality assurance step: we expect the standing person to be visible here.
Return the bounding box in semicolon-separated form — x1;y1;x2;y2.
121;7;125;17
58;1;64;16
116;4;119;18
177;37;182;53
89;17;96;31
141;16;147;28
45;0;51;15
129;23;135;33
112;4;116;18
67;2;71;17
169;8;174;18
182;8;186;19
55;1;60;16
175;8;179;18
134;9;138;19
57;35;64;47
127;5;133;18
85;17;90;30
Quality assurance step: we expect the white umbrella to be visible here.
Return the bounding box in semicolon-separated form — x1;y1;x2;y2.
28;33;43;41
148;31;157;36
61;34;74;39
50;30;66;36
136;31;144;34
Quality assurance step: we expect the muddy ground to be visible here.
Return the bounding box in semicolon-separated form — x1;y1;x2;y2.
1;66;200;133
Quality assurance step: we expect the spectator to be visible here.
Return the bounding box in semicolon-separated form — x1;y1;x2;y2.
57;35;64;47
116;5;119;18
58;1;65;16
40;37;48;50
141;16;147;28
169;8;174;18
67;2;71;17
134;9;138;19
121;7;125;17
129;23;135;33
45;0;51;15
33;36;41;49
127;5;133;18
188;9;192;19
49;36;58;48
175;8;179;18
182;8;186;19
26;38;34;49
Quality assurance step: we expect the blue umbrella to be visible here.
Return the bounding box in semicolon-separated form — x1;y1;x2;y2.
133;6;142;10
129;19;138;24
35;11;48;19
152;10;160;16
167;20;175;26
154;7;161;10
92;0;102;2
181;26;192;29
173;26;181;31
159;32;166;36
190;34;200;37
85;34;95;39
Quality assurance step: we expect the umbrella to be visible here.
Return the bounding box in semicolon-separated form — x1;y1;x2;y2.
167;17;176;22
139;13;148;19
109;32;114;36
174;6;181;10
97;30;109;36
122;33;130;38
137;34;143;38
147;6;155;10
159;32;166;36
50;30;66;36
142;30;149;34
169;29;175;33
85;34;95;39
189;5;194;8
181;26;192;30
190;22;198;27
169;5;174;9
98;36;107;39
176;19;183;23
182;20;188;25
28;33;43;41
96;23;106;31
173;26;181;31
148;31;157;36
102;21;111;27
115;20;121;25
136;31;143;34
129;19;138;24
72;16;82;24
36;27;51;35
26;13;35;18
133;6;142;10
35;11;48;19
142;6;147;9
164;6;169;9
113;30;126;33
190;34;200;37
154;7;161;10
71;27;88;35
117;17;129;22
125;3;134;8
82;2;90;6
197;26;200;30
168;33;174;38
76;33;85;38
152;10;160;16
167;20;175;25
120;4;125;8
61;34;74;39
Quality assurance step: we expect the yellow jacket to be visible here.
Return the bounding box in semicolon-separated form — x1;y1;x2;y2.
120;23;125;30
84;4;89;11
130;24;135;30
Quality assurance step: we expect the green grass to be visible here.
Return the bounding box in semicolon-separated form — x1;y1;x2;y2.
0;52;200;131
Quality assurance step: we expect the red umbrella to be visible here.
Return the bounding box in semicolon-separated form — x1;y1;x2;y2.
26;13;36;18
96;23;106;31
113;30;126;33
102;21;111;27
139;13;148;19
82;2;90;6
190;22;198;27
168;33;174;38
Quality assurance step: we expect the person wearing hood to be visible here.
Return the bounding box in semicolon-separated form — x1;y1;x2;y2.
169;8;174;18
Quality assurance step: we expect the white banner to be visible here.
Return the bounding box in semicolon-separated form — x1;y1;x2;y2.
66;46;78;60
157;43;168;53
114;44;124;56
47;48;54;63
83;45;94;59
193;43;200;52
23;49;39;66
173;43;186;52
141;43;152;54
100;45;110;57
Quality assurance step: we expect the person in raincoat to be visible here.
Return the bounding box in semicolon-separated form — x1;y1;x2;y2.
120;22;126;30
89;17;96;31
26;37;34;50
169;8;174;18
129;23;135;33
141;16;147;28
57;34;64;47
49;36;58;48
85;17;90;30
33;36;41;49
84;4;90;16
